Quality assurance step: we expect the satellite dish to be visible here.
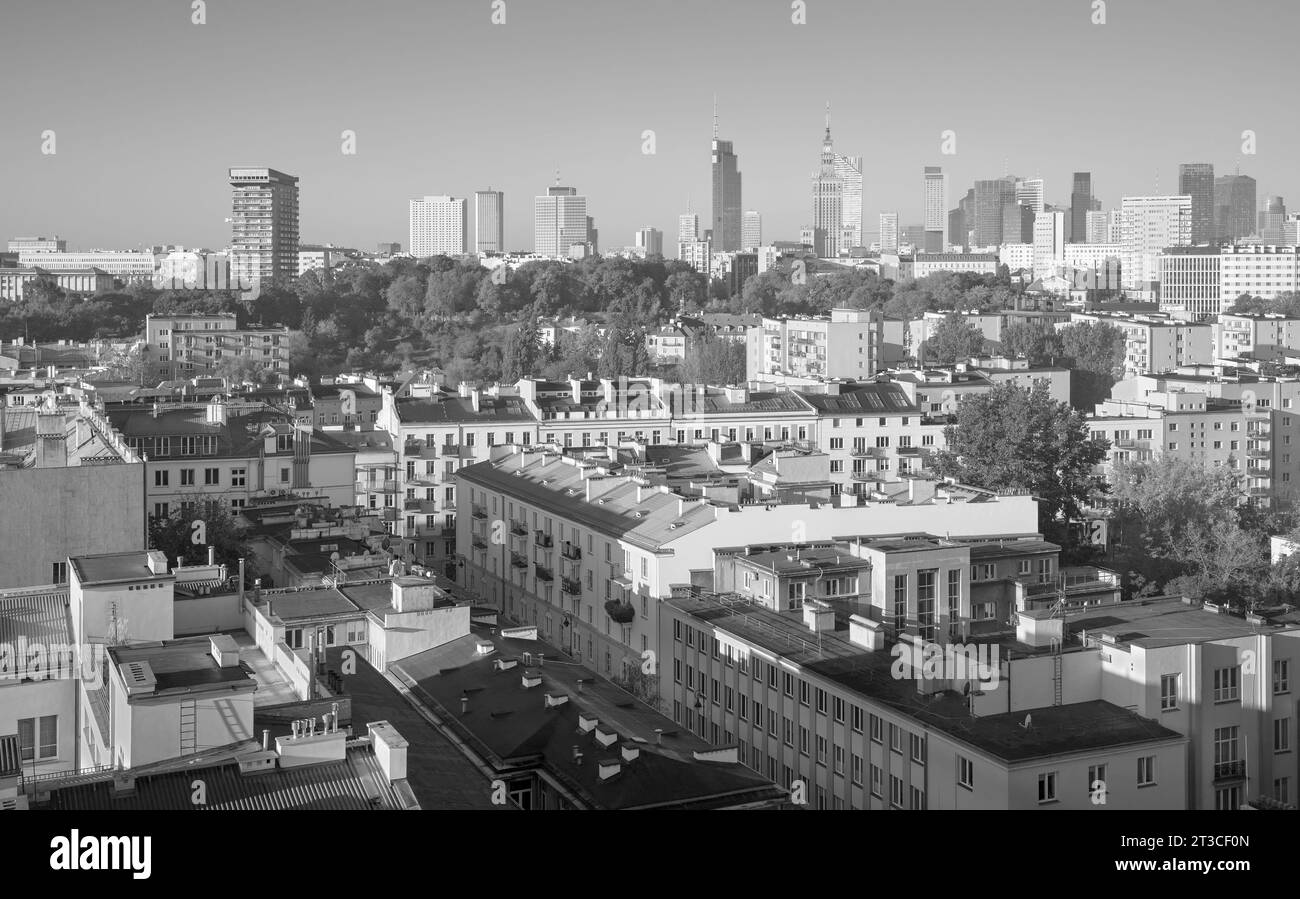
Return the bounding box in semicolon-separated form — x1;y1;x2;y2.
330;551;340;562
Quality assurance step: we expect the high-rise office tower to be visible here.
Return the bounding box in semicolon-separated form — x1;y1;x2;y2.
634;228;663;257
837;155;864;249
1016;178;1045;215
1070;173;1092;244
742;211;762;250
1178;163;1215;245
974;177;1017;247
1085;210;1109;244
678;210;699;260
229;167;299;284
1032;210;1065;278
711;102;743;252
879;212;900;253
923;167;947;252
947;208;966;251
409;195;468;256
1107;209;1124;244
534;181;588;255
1120;196;1192;290
1260;196;1287;242
811;105;843;257
474;190;504;253
957;188;976;249
1215;174;1257;244
586;216;598;254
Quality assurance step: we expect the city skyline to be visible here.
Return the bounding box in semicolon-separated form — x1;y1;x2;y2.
1;0;1296;254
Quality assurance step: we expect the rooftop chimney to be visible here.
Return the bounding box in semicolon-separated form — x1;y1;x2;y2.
367;721;409;783
145;550;169;575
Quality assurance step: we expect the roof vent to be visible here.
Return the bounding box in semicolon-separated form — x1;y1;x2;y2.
597;759;621;780
578;714;599;733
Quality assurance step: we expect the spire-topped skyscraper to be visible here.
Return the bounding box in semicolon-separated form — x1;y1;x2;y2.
710;98;743;252
812;103;857;257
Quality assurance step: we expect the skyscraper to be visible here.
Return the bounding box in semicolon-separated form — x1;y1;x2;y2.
678;210;699;259
534;182;588;255
711;102;742;252
1215;174;1257;244
474;190;504;253
1120;196;1192;291
811;105;843;257
1015;178;1045;214
409;196;469;256
837;155;864;249
742;211;762;250
974;177;1017;247
1178;163;1215;245
1070;173;1092;244
879;212;899;253
923;167;947;252
1085;210;1109;244
1032;210;1065;278
229;167;299;284
1260;196;1287;242
634;228;662;257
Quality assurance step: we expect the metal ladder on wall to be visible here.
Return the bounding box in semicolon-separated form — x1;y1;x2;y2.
179;700;197;755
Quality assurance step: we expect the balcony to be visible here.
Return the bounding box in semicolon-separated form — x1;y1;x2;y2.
510;552;529;570
849;446;883;458
1213;759;1246;782
561;542;582;561
604;599;636;624
403;441;426;457
381;508;398;522
471;504;489;520
356;479;397;493
896;445;920;456
562;577;582;596
850;470;876;481
534;564;554;582
471;535;488;551
509;520;528;538
534;531;554;549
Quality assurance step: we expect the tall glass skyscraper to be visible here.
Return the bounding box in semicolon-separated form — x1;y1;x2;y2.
923;167;947;252
474;190;504;253
1070;172;1092;244
711;103;743;252
1178;164;1215;245
1215;173;1257;245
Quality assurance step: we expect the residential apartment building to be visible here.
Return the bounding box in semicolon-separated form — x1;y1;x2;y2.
377;384;538;569
747;309;887;382
142;313;289;381
229;167;300;284
1065;311;1213;375
455;447;1040;712
1120;196;1192;296
107;398;357;520
1215;312;1300;360
410;195;469;257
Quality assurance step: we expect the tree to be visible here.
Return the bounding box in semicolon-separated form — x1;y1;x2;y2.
148;503;250;571
933;382;1109;552
922;314;987;365
501;316;541;383
1000;320;1062;365
1058;320;1125;410
677;334;746;385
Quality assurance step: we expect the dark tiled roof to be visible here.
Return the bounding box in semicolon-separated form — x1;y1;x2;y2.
396;395;537;424
798;383;919;414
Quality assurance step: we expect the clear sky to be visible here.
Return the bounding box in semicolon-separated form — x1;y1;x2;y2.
1;0;1294;253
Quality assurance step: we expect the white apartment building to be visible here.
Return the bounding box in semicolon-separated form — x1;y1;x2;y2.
409;195;469;257
1215;312;1300;360
1065;311;1213;375
998;243;1033;272
1032;211;1065;279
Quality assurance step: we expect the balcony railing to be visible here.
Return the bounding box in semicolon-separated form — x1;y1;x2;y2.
534;531;554;549
562;542;582;561
509;520;528;537
1214;759;1246;781
561;577;582;595
471;535;488;550
356;479;398;493
471;504;489;520
510;552;529;570
534;564;554;582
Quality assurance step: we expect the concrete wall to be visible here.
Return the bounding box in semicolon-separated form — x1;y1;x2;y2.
119;692;256;768
173;592;244;636
0;679;77;776
0;463;145;589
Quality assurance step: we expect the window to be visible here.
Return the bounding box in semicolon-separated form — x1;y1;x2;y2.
910;733;927;764
816;735;827;765
154;469;169;487
1275;778;1291;806
1160;673;1179;711
958;756;974;790
1214;726;1240;777
833;696;846;724
1037;771;1057;803
870;714;882;744
1213;666;1240;703
17;715;58;761
1215;786;1241;811
1088;763;1107;797
851;753;863;785
851;706;864;733
870;765;883;798
1137;756;1156;786
889;775;904;808
1276;718;1291;754
798;680;809;706
1275;659;1291;695
783;672;794;698
51;561;68;585
889;723;903;753
204;467;219;486
910;786;926;810
833;744;843;774
815;688;827;714
785;718;796;748
231;467;246;487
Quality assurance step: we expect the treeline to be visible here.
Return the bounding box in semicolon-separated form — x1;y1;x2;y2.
1;255;1032;386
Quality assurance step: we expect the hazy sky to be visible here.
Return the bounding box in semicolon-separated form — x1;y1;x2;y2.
1;0;1294;253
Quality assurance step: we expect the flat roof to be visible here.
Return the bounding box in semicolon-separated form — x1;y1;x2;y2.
110;637;255;695
71;551;173;586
